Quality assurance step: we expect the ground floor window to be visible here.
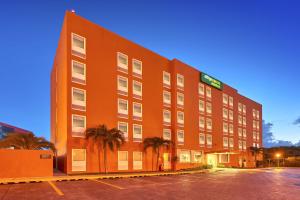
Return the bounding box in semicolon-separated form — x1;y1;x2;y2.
219;154;230;163
178;149;190;163
72;149;86;172
192;151;203;163
118;151;128;170
133;151;143;170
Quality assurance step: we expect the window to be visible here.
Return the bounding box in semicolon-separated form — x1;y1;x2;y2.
117;52;128;71
229;96;233;107
238;128;242;137
256;110;260;120
223;108;228;119
118;151;128;170
163;91;171;105
257;132;260;140
219;154;229;163
133;124;142;141
243;141;247;150
229;110;233;121
72;115;86;137
163;71;171;87
177;92;184;106
206;118;212;131
133;151;143;170
199;133;205;146
72;88;86;110
243;129;247;138
253;121;257;129
238;103;242;113
132;59;142;77
199;100;205;112
177;74;184;88
163;129;171;140
257;143;260;148
72;149;86;172
223;94;228;105
163;110;171;124
223;137;228;148
133;81;142;98
177;130;184;144
253;131;256;140
253;143;256;147
257;121;260;130
118;99;128;116
118;122;128;140
223;122;228;134
72;60;86;84
229;124;234;135
178;150;190;163
238;140;243;150
72;33;86;57
206;87;212;99
206;134;212;146
199;116;205;129
242;105;246;114
229;138;234;148
238;115;242;125
252;109;256;118
243;116;246;126
117;76;128;95
206;102;212;114
198;83;204;96
192;151;203;163
177;111;184;125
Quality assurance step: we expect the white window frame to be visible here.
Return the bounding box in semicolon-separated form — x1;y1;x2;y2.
199;100;205;112
72;87;86;109
177;92;184;106
177;74;184;88
117;75;128;94
133;80;142;98
198;83;205;96
238;115;242;125
229;124;234;135
243;116;247;126
229;96;233;107
118;121;128;140
118;98;128;115
223;137;229;148
133;124;142;141
238;103;242;113
117;52;128;71
243;141;247;150
256;110;260;120
229;138;234;148
243;129;247;138
243;105;246;114
223;108;228;119
206;134;212;146
163;109;171;124
72;114;86;137
238;128;242;137
178;149;190;163
238;140;243;150
132;59;142;76
229;110;233;121
133;151;143;170
163;129;171;140
206;87;212;98
177;111;184;125
206;118;212;131
177;130;184;144
72;60;86;84
163;71;171;87
72;149;86;172
199;116;205;129
252;109;256;118
71;33;86;56
223;122;228;133
223;94;228;105
118;151;128;170
163;90;171;105
206;102;212;114
133;102;142;118
199;133;205;146
219;154;230;163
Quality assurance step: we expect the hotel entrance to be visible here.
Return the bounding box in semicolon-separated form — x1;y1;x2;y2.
207;154;218;168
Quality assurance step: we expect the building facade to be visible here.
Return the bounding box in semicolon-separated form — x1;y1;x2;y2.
51;11;262;174
0;122;31;139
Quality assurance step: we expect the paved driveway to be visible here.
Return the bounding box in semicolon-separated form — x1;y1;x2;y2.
1;168;300;200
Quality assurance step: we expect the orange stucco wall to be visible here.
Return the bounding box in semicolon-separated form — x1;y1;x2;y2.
0;150;53;178
51;11;262;174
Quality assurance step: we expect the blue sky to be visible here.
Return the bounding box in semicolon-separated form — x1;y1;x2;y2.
0;0;299;143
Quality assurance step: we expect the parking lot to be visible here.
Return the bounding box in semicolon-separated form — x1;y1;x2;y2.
1;168;300;200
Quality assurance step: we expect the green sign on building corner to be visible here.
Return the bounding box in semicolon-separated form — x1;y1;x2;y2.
200;72;223;90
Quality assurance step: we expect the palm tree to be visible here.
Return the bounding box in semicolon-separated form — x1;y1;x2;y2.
0;132;56;152
143;137;172;171
250;146;263;167
85;124;125;173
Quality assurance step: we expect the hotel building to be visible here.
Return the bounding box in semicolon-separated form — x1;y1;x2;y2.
51;11;262;174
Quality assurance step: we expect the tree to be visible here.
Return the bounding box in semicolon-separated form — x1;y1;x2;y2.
249;146;263;167
86;124;125;173
0;132;56;152
143;137;172;171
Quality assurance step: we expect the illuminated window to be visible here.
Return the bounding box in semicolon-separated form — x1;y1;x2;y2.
133;151;142;170
178;149;190;163
118;151;128;170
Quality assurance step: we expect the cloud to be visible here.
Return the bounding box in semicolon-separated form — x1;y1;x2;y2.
293;117;300;126
263;120;299;147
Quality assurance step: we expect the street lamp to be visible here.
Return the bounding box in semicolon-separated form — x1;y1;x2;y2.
276;153;281;167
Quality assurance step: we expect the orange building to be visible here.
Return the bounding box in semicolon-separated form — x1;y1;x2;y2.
51;11;262;174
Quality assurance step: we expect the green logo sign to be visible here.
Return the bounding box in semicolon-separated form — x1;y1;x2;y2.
200;73;223;90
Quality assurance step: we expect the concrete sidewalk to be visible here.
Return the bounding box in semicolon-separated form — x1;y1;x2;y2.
0;169;215;184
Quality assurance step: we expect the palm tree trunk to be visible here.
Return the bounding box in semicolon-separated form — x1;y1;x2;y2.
156;148;160;171
104;144;107;173
98;147;101;173
152;149;154;171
